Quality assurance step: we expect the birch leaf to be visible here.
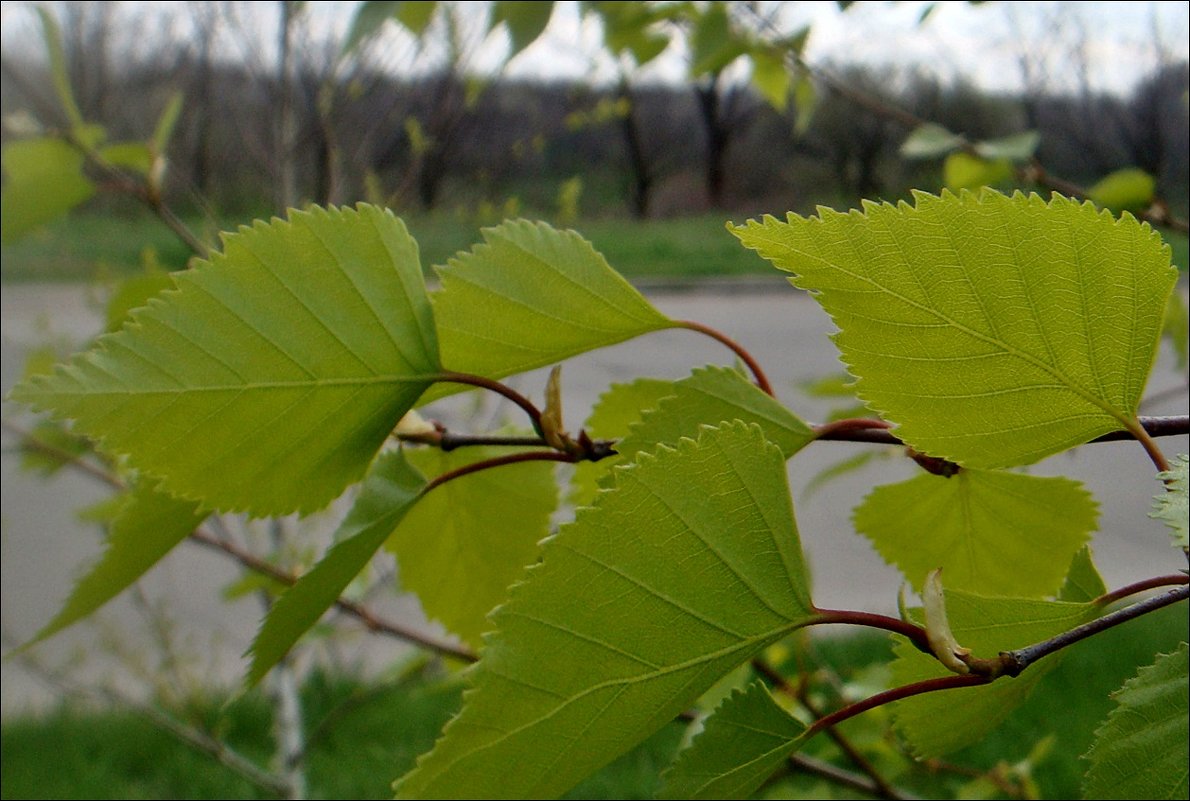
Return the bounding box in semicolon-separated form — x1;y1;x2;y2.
394;423;817;799
12;205;440;516
733;191;1176;469
854;470;1098;597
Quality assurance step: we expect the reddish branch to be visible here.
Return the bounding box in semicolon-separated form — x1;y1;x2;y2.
813;415;1188;445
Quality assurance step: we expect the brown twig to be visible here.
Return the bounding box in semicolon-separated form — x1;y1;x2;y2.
751;658;906;800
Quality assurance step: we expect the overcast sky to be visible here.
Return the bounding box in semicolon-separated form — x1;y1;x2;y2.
1;1;1187;96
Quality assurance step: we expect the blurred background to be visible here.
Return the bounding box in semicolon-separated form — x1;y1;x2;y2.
1;2;1187;798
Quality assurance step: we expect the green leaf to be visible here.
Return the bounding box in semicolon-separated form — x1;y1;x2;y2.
1;137;95;243
943;152;1013;190
12;204;441;516
590;1;672;65
151;92;185;154
388;445;557;649
98;142;152;175
25;482;206;646
690;2;742;77
1057;546;1107;603
900;123;964;159
854;469;1098;597
616;365;814;463
1162;291;1189;374
1089;168;1156;214
750;48;790;111
792;74;817;136
249;449;425;684
1083;643;1189;800
17;418;91;476
973;131;1040;161
1150;454;1189;549
104;268;176;333
342;1;401;55
732;191;1177;469
568;377;677;508
36;7;84;129
395;1;438;38
493;1;554;60
426;219;672;400
394;422;818;798
892;590;1098;757
659;682;807;800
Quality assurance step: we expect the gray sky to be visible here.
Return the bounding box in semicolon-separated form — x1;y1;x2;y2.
1;1;1187;96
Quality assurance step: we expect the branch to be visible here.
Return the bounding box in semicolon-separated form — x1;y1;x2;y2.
751;658;907;800
995;585;1189;678
812;415;1188;445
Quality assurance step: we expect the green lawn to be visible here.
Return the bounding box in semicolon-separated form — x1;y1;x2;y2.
4;206;1185;285
0;209;779;284
3;604;1185;800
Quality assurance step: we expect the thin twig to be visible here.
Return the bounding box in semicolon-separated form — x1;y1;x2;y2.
811;415;1188;445
3;632;289;796
752;658;905;800
1;420;479;664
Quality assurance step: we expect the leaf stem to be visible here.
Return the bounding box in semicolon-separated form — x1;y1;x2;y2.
1094;574;1189;607
810;608;933;655
1125;416;1171;472
430;371;546;434
750;658;904;799
420;451;576;496
673;319;775;396
812;418;891;439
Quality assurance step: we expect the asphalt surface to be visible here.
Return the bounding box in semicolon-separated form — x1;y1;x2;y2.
2;281;1187;714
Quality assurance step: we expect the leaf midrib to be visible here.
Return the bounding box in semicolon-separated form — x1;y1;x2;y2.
770;230;1136;429
418;618;813;792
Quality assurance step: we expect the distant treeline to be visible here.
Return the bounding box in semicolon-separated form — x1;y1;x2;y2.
2;55;1187;219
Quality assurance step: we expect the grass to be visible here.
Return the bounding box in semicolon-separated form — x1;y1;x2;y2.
4;205;1186;285
3;604;1185;800
0;208;777;285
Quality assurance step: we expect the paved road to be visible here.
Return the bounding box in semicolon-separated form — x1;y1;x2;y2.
2;281;1187;714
